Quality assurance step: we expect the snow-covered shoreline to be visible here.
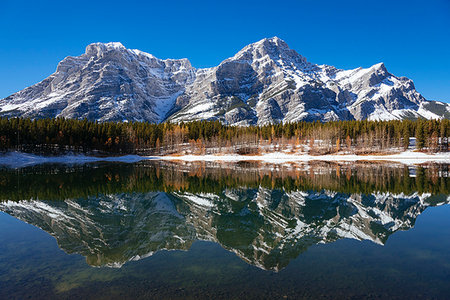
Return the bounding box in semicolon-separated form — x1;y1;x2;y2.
159;151;450;165
1;151;449;168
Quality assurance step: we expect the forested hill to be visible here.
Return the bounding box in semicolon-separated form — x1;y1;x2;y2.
0;117;448;155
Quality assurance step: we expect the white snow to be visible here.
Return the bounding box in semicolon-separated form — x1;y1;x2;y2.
367;105;396;121
183;102;214;115
0;103;21;112
158;151;450;165
1;150;449;169
130;49;155;59
417;103;442;120
155;91;184;122
104;42;125;50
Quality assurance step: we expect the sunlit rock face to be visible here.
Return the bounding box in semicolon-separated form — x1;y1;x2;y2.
0;42;195;123
2;38;449;124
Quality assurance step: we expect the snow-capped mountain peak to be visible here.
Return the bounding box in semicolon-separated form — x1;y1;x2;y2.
85;41;126;56
1;39;448;124
227;37;309;71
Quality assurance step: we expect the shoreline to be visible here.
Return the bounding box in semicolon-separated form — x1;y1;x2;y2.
158;151;450;164
0;151;450;168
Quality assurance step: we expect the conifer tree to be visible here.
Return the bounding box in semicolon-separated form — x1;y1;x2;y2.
416;121;425;150
403;126;410;150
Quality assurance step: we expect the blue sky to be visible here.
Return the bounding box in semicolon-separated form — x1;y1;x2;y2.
1;0;449;102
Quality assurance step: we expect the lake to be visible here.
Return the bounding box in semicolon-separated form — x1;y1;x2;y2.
0;160;449;299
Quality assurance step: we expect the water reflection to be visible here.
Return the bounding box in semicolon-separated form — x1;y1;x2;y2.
0;161;448;271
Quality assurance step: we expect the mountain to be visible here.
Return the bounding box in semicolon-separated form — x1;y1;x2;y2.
0;42;195;123
1;37;449;124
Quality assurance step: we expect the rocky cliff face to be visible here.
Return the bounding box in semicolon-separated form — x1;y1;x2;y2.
0;42;195;123
1;38;449;124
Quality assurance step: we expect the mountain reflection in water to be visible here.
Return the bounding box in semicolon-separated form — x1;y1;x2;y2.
0;161;448;271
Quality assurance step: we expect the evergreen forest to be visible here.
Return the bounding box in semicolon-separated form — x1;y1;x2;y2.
0;117;448;155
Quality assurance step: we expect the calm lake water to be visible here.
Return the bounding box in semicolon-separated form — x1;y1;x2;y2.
0;160;449;299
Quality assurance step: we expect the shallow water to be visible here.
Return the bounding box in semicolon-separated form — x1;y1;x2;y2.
0;161;449;299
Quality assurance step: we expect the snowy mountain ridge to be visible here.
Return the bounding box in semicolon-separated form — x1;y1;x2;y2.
2;37;449;124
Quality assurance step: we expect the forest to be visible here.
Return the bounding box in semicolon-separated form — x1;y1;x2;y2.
0;117;448;155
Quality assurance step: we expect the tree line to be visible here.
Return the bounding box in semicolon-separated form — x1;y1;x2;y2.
0;117;448;155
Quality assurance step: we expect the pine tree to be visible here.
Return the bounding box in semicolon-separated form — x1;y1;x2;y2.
416;121;425;150
403;126;410;150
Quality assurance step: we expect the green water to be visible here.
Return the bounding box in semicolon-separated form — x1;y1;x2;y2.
0;161;449;299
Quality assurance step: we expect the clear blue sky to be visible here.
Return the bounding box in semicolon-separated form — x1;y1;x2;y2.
1;0;449;102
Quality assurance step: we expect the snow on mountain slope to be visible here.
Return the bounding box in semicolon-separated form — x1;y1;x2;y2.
0;42;195;123
1;38;448;124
